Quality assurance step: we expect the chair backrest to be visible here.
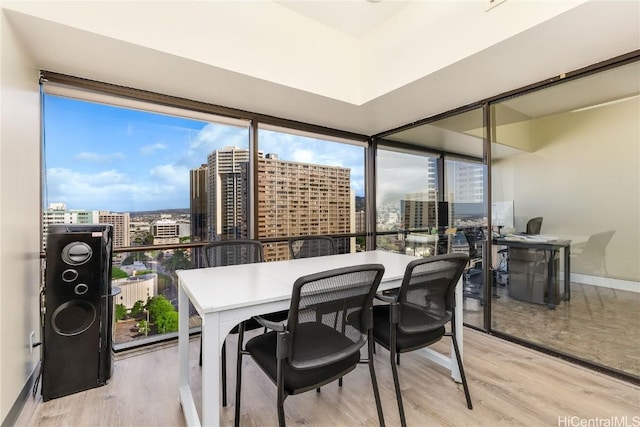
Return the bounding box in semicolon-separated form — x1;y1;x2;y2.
577;230;616;270
285;264;385;370
202;240;263;268
396;253;469;334
526;217;543;235
288;235;336;259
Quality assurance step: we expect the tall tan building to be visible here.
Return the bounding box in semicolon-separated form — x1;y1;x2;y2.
207;147;264;240
99;211;131;248
253;154;352;261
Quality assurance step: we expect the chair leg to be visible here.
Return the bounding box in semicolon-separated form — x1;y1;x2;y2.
199;338;202;367
277;363;286;427
222;340;227;407
368;335;385;427
389;330;406;427
452;334;473;410
234;322;246;427
396;353;400;365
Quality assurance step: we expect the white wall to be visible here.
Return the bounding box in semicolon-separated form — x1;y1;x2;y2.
0;10;41;423
493;98;640;282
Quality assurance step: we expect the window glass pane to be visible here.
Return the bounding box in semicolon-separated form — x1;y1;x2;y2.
42;94;249;346
257;127;365;260
490;60;640;377
376;149;439;256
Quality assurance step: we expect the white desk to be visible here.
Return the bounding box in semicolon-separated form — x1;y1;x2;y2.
177;250;464;426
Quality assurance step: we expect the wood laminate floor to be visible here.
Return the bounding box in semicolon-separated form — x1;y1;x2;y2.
16;328;640;427
463;281;640;377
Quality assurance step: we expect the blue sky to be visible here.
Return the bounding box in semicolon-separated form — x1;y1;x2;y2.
43;95;366;212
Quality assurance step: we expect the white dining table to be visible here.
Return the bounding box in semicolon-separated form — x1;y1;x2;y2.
177;250;465;427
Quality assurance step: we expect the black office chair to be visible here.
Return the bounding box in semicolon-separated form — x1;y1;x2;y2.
236;264;386;427
200;240;286;407
288;235;336;259
373;253;472;427
526;217;543;235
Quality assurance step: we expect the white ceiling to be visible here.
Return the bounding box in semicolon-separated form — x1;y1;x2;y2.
276;0;411;38
2;0;639;142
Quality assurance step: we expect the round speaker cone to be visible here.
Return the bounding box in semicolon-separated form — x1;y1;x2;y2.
74;283;89;295
61;242;93;265
62;269;79;282
51;300;96;336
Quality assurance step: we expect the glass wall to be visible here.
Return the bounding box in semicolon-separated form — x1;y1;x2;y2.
490;60;640;378
375;148;439;255
379;107;487;328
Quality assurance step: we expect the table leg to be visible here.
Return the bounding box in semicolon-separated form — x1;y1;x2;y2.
179;282;200;426
564;245;571;301
547;249;557;309
201;312;221;427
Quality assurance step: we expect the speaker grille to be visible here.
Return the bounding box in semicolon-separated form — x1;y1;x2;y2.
51;300;97;336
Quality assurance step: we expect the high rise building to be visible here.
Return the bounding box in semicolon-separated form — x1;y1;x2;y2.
400;191;439;231
42;203;99;249
99;211;131;248
450;161;484;203
206;147;264;241
189;164;208;242
252;154;352;260
151;220;180;245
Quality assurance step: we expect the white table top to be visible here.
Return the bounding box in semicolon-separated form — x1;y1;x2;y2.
177;250;419;314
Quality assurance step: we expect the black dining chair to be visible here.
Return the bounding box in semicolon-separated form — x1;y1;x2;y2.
200;240;287;407
373;253;472;427
288;235;336;259
235;264;387;427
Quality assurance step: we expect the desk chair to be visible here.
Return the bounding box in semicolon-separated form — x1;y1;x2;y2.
572;230;615;276
373;254;472;427
288;235;336;259
200;240;287;407
236;264;386;427
526;217;543;235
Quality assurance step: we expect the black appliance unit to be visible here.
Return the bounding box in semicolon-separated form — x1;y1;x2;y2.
42;224;115;401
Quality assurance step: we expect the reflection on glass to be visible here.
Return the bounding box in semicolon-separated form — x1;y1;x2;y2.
376;149;439;255
490;60;639;378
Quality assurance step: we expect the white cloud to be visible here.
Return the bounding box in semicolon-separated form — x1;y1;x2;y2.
73;152;125;162
149;164;189;187
189;123;247;153
45;167;189;212
140;142;168;156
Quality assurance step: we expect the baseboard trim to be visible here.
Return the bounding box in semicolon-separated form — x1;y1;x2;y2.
569;272;639;293
1;361;40;427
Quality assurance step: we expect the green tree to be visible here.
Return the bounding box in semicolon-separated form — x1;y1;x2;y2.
131;300;145;316
143;232;154;245
115;304;127;320
155;311;179;334
163;249;191;271
145;295;175;322
112;267;128;280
